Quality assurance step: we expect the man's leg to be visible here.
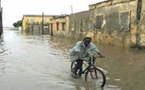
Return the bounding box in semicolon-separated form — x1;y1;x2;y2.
74;59;83;76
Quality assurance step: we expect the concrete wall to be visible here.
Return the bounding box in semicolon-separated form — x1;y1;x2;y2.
138;0;145;46
77;0;137;47
68;11;92;39
54;0;138;47
22;0;145;48
50;15;70;37
25;25;49;35
90;1;137;47
53;0;145;48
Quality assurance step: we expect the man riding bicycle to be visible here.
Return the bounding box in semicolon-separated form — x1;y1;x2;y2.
69;37;104;77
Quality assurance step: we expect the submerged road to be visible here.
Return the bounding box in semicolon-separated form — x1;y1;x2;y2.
0;28;145;90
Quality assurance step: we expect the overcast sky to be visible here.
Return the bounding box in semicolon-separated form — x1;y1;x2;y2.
1;0;106;27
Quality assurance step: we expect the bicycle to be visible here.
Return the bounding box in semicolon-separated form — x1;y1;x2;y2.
71;56;106;87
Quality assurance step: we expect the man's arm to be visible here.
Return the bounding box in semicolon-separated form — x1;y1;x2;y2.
90;43;105;58
69;42;81;56
97;52;105;58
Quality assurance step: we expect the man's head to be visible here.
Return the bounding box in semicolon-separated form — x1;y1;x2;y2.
83;37;92;47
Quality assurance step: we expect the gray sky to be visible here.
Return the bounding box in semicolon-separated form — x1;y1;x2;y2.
1;0;106;27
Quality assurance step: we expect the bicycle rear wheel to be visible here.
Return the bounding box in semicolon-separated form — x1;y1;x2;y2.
85;67;106;87
71;60;77;72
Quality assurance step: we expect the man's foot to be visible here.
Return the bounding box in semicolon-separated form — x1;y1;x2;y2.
72;73;79;78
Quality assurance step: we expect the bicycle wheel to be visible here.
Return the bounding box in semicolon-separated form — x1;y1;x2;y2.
71;60;77;72
85;67;106;87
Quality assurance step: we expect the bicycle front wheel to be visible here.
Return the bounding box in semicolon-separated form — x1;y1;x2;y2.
85;67;106;87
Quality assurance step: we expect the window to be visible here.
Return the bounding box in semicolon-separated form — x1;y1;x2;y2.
30;19;35;23
56;22;59;31
120;12;129;31
95;15;103;29
62;23;65;31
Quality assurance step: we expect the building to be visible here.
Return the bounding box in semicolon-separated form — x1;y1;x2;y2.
22;14;69;35
22;0;145;48
88;0;145;47
49;15;69;36
22;15;54;31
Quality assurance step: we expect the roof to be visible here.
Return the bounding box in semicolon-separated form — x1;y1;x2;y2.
23;14;60;17
89;0;136;9
89;0;109;7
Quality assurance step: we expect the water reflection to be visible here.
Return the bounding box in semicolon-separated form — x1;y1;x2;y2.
0;29;145;90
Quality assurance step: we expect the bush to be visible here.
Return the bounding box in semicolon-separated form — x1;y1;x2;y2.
13;20;22;28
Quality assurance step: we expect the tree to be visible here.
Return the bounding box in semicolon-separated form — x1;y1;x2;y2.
13;20;22;28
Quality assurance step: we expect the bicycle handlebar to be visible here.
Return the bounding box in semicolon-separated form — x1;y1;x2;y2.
78;56;105;59
94;56;105;59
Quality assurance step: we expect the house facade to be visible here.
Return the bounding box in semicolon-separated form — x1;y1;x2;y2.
49;15;69;36
22;15;54;31
22;15;69;35
88;0;145;47
67;0;145;47
88;0;137;47
22;0;145;48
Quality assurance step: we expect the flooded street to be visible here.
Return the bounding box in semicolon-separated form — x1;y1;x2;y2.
0;28;145;90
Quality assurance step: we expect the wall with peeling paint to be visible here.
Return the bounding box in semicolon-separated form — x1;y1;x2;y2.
88;0;137;47
139;0;145;46
54;0;145;48
68;11;91;39
59;0;138;47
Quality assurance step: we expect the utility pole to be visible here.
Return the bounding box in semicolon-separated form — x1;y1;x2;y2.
42;12;44;34
70;5;74;31
70;5;73;15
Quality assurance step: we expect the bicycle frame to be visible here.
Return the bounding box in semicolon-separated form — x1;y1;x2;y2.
79;56;98;75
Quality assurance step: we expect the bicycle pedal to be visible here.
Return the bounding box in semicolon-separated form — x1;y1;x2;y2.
72;74;79;78
73;75;79;78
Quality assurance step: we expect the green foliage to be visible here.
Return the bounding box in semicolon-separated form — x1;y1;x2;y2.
13;20;22;27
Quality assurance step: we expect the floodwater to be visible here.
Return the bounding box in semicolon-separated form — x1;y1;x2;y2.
0;28;145;90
